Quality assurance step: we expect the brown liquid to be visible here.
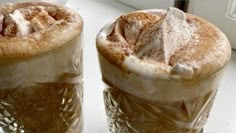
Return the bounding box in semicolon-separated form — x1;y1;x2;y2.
104;87;215;133
0;82;82;133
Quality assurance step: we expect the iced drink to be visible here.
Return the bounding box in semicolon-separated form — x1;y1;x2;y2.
96;7;231;133
0;2;83;133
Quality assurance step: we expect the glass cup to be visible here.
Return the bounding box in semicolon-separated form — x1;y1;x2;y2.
0;2;83;133
96;9;231;133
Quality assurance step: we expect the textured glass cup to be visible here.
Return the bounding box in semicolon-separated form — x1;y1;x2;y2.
96;9;231;133
0;2;83;133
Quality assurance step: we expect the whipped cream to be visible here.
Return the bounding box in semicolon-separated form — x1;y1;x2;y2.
135;7;194;64
0;4;63;37
103;7;196;78
10;10;32;36
31;10;56;31
97;8;231;80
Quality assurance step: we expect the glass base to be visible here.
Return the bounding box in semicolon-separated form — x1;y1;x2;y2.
104;87;215;133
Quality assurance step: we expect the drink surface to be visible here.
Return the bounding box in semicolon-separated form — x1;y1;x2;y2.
0;2;83;61
97;8;231;80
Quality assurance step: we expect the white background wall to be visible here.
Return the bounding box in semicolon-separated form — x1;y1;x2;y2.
188;0;236;49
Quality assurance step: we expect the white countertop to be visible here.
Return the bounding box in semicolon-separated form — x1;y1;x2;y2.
67;0;236;132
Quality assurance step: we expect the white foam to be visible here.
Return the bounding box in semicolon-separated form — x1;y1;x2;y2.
10;10;32;36
171;63;194;79
31;10;56;32
98;8;199;79
136;7;195;64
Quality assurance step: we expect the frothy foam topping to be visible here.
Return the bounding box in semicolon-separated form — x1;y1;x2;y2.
135;7;195;64
105;8;196;78
97;8;231;79
0;2;83;61
0;3;68;37
9;10;32;36
107;7;195;64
